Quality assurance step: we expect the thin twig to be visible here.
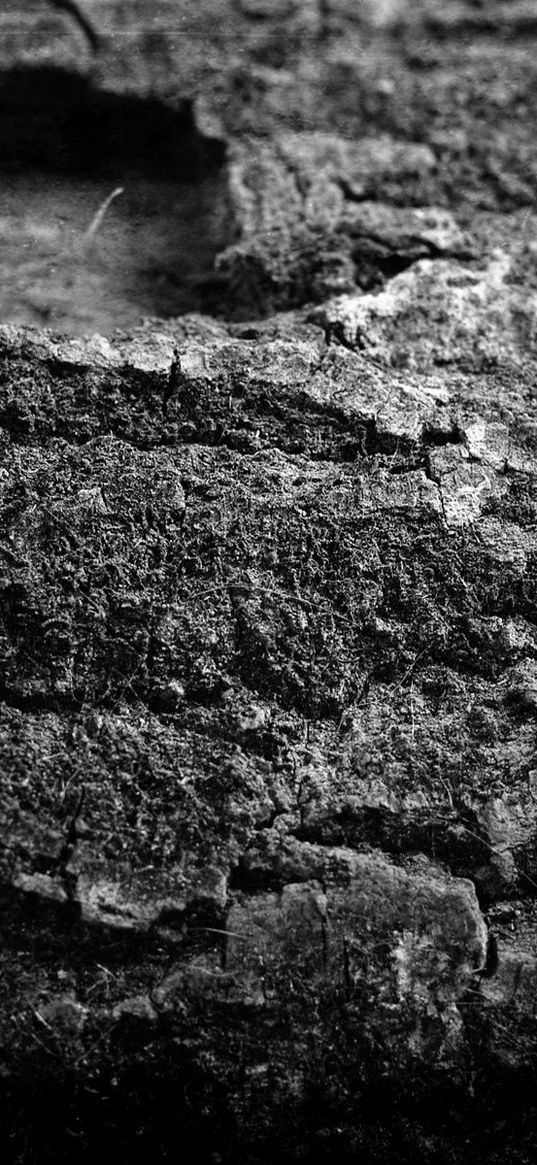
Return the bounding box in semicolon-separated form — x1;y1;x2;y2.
49;0;100;53
81;187;124;248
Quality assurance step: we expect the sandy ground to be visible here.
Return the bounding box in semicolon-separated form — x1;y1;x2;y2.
0;168;228;333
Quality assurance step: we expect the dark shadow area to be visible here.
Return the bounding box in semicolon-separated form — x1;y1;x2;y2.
0;67;226;177
0;67;234;335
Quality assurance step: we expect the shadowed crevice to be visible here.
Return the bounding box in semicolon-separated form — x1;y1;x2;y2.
0;68;233;334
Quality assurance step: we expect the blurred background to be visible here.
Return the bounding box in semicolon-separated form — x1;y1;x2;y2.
0;0;536;333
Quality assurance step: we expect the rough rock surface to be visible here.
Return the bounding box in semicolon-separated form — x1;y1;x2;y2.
2;2;537;1163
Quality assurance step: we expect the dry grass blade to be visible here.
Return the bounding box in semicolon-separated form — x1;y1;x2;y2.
81;187;125;249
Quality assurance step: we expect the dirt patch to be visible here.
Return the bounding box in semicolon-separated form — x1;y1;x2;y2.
0;69;232;334
0;168;230;333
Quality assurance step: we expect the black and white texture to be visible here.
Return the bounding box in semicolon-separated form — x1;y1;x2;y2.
1;3;537;1162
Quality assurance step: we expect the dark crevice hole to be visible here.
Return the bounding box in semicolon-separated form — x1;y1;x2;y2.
0;67;234;335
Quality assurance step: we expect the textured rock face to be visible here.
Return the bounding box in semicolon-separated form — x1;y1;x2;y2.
2;2;537;1163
